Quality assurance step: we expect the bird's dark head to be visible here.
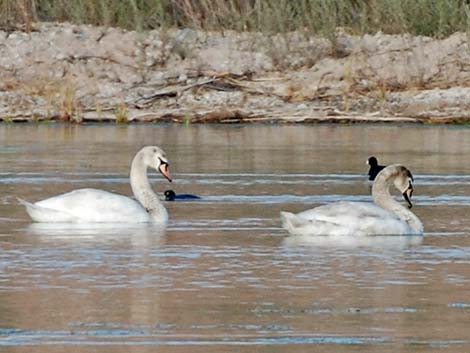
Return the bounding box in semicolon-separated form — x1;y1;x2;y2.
164;189;176;201
367;156;378;167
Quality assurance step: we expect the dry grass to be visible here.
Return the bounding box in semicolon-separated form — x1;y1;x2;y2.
0;0;469;37
114;102;129;123
14;76;81;121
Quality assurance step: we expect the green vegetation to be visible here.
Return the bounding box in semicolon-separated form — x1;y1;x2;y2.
1;0;469;37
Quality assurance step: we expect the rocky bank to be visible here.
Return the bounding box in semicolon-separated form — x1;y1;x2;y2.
1;22;470;124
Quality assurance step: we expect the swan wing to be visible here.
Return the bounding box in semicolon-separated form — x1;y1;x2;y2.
281;211;345;236
29;188;150;223
18;198;79;223
296;201;393;221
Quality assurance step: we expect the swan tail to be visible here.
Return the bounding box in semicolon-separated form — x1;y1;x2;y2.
17;198;77;223
280;211;309;235
17;197;30;207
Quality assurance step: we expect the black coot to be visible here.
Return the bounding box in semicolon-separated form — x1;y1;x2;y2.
367;156;385;181
164;190;201;201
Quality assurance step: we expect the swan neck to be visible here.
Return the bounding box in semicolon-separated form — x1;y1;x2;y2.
372;176;423;233
130;152;167;222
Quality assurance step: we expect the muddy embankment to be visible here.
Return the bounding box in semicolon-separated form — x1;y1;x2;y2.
1;22;470;124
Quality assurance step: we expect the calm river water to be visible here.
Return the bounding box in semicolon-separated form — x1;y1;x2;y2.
1;124;470;353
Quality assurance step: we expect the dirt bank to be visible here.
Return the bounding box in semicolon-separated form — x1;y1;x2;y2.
1;22;470;124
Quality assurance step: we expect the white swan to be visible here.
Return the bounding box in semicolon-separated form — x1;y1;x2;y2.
280;164;423;236
19;146;172;223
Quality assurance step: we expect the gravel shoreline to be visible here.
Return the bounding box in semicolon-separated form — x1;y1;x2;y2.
1;22;470;124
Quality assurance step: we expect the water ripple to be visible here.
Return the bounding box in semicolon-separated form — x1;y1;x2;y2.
3;172;470;186
0;327;389;346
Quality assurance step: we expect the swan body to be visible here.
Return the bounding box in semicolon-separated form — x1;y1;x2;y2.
20;146;172;224
281;164;423;236
281;201;416;237
19;189;153;223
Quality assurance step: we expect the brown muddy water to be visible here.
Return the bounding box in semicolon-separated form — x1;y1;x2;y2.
1;124;470;353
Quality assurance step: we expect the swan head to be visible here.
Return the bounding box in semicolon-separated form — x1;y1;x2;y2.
374;164;415;208
392;166;414;209
141;146;172;182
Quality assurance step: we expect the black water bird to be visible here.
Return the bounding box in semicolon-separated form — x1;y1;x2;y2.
164;189;201;201
367;156;386;181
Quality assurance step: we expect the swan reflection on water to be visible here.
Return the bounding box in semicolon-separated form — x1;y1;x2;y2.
23;223;167;247
283;233;424;249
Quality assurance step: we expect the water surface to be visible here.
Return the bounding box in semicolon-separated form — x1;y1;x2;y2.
1;124;470;352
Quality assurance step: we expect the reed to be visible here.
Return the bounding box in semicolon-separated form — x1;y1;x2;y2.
1;0;469;37
115;103;130;124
